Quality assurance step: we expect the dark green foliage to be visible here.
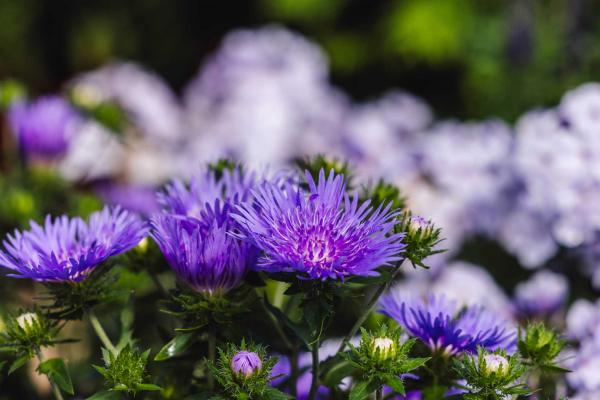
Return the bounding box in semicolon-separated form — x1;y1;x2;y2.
93;345;161;395
454;348;530;400
344;324;429;398
295;155;354;188
518;322;569;373
360;179;406;211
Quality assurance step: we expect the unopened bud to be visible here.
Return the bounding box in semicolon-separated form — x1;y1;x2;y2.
482;354;509;375
230;351;262;379
371;337;396;362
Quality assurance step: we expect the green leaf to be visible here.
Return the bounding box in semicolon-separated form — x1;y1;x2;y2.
385;376;405;395
539;363;572;373
263;297;311;347
37;358;74;395
321;358;357;387
263;387;294;399
349;380;370;400
155;333;195;361
401;357;430;372
92;364;108;378
87;390;121;400
8;354;30;375
136;383;163;391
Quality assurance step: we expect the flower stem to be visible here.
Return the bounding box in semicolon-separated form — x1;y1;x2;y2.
336;259;405;354
207;330;216;390
88;310;117;354
307;340;320;400
35;348;64;400
290;346;299;397
149;270;168;298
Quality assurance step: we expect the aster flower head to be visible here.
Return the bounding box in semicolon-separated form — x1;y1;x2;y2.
379;294;515;356
8;95;81;159
0;207;148;282
158;166;255;218
234;169;405;280
151;204;257;296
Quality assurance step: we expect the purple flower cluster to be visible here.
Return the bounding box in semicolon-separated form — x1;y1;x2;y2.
233;170;404;280
9;96;81;159
0;207;147;282
379;294;515;356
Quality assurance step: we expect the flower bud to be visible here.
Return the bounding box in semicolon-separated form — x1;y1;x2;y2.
409;216;429;232
136;237;149;253
482;354;509;375
371;337;396;362
230;351;262;379
16;312;38;330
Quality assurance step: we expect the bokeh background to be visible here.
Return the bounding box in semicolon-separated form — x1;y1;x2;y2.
2;0;600;398
2;0;600;121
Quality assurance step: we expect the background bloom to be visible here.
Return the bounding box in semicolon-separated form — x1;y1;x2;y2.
233;169;404;280
379;294;515;355
0;206;147;282
9;96;81;159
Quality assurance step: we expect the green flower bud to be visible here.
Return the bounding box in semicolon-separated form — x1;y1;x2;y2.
371;336;397;362
16;312;39;332
482;354;509;376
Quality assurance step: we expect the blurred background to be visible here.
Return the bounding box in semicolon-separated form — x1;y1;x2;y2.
1;0;599;121
2;0;600;398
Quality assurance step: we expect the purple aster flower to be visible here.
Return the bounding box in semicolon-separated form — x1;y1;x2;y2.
158;167;255;218
379;294;515;355
8;96;81;159
96;183;160;216
0;207;148;282
151;208;256;296
233;169;404;280
230;351;262;378
152;167;259;295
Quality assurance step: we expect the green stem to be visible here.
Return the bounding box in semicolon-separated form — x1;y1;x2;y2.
376;386;384;400
307;340;320;400
290;346;299;398
35;348;64;400
88;310;117;354
336;259;405;354
208;330;216;390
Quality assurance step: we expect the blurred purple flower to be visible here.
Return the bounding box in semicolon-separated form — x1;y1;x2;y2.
233;169;404;280
97;183;160;216
0;207;147;282
9;96;81;159
513;270;568;317
379;294;515;355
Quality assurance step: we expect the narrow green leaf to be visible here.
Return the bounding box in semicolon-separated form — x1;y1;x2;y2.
386;376;406;395
349;380;370;400
401;357;430;372
263;387;294;399
8;354;30;375
37;358;74;395
154;333;195;361
136;383;163;391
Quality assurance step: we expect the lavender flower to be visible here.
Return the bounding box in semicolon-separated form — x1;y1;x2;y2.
158;168;255;218
8;96;81;159
152;167;258;295
151;210;256;296
513;270;569;317
0;207;147;282
233;169;404;280
379;294;515;355
230;351;262;379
